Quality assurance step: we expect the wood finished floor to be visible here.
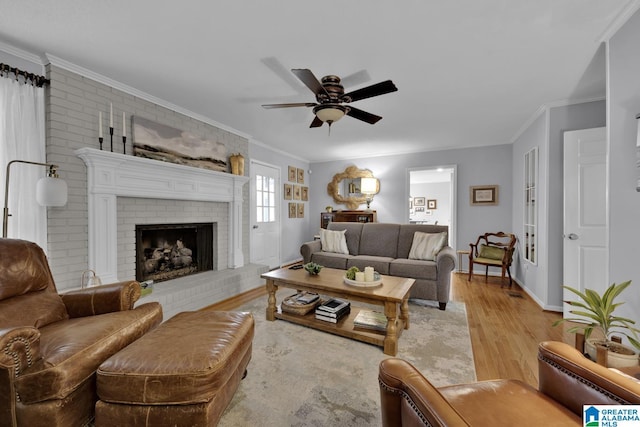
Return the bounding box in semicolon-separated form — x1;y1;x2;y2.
207;271;573;389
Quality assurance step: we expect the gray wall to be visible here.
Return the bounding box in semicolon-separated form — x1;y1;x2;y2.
608;9;640;332
510;100;606;309
249;141;310;264
308;144;513;256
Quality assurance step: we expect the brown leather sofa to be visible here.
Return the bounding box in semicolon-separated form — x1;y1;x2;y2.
378;341;640;426
0;238;163;427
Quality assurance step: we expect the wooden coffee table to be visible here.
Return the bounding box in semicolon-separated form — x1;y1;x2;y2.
261;267;415;356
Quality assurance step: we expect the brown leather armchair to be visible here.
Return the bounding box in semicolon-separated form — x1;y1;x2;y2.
379;341;640;426
0;238;163;427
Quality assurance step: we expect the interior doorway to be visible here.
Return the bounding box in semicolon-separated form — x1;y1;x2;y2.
408;166;457;250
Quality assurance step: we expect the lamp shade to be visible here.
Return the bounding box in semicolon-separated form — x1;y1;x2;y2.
360;177;378;195
314;105;347;123
36;176;68;207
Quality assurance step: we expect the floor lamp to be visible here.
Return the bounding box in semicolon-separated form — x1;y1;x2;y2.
2;160;68;238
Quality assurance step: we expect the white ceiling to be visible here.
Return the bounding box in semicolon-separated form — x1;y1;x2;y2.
0;1;636;162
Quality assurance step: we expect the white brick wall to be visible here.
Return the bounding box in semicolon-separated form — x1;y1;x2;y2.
45;64;250;293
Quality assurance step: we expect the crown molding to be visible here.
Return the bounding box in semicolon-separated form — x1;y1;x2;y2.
44;53;252;140
0;40;45;68
597;0;640;42
249;138;310;163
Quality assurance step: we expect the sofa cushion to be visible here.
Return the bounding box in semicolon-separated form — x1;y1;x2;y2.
408;231;447;261
311;252;351;270
359;223;400;258
320;228;349;254
327;222;364;255
347;256;394;275
397;224;449;259
0;288;69;329
15;302;163;404
390;258;438;281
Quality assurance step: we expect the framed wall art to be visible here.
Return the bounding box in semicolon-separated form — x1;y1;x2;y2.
288;166;297;182
414;197;425;206
297;168;305;184
293;185;301;200
284;183;292;200
427;199;437;209
301;186;309;201
297;203;305;218
470;185;499;205
288;202;297;218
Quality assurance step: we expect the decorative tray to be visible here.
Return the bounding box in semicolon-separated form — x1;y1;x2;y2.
344;274;383;288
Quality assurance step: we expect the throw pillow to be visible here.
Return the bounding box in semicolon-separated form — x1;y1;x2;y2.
478;244;505;260
408;232;447;261
320;229;349;255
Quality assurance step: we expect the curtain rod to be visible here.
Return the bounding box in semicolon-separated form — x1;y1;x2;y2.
0;63;50;87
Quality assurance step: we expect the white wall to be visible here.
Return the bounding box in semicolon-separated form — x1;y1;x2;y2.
607;9;640;336
410;182;451;225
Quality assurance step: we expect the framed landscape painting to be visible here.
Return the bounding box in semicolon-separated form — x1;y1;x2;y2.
470;185;499;205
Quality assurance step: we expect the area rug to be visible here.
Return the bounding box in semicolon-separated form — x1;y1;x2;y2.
218;297;476;427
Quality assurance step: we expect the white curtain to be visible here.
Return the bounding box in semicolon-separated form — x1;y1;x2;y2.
0;77;47;248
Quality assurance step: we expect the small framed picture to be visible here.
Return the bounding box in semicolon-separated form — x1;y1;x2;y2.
415;207;425;212
288;202;297;218
414;197;425;206
293;185;301;200
427;199;437;209
470;185;499;205
284;183;292;200
297;203;305;218
297;168;305;184
288;166;297;182
301;186;309;201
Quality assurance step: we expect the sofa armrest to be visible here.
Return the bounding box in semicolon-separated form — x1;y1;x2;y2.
61;281;142;318
0;327;41;376
538;341;640;415
379;358;469;427
436;246;456;273
300;240;322;264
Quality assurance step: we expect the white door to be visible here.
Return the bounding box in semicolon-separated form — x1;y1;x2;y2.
250;161;281;269
563;127;607;318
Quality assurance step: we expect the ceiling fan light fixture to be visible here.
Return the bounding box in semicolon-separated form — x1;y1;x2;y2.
314;105;348;123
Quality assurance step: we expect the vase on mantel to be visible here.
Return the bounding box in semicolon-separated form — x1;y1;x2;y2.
229;153;245;175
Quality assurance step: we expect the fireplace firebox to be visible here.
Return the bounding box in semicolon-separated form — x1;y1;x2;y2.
136;223;215;283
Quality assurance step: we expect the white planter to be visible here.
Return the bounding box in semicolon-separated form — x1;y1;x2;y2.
586;338;639;369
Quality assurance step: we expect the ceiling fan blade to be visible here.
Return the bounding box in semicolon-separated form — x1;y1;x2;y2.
262;102;317;109
292;69;329;98
342;80;398;103
346;107;382;124
309;116;324;128
340;69;371;88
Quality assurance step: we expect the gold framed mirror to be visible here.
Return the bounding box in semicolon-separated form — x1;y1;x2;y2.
327;165;379;209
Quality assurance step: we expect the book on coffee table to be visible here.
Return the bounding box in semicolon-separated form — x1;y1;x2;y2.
353;310;387;332
315;306;351;323
316;298;350;314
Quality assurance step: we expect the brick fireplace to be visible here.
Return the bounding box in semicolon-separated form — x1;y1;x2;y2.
76;147;248;284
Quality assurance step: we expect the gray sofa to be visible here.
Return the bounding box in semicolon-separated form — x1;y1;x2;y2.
300;222;456;310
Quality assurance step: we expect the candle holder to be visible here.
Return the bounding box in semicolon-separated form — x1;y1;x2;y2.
122;136;127;154
99;137;103;151
109;127;114;152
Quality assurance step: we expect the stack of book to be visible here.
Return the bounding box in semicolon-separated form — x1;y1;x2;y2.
353;309;387;332
315;298;351;323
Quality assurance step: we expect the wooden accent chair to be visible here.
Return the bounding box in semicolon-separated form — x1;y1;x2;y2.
468;232;516;287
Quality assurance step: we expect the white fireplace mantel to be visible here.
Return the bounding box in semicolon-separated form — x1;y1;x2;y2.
76;147;248;283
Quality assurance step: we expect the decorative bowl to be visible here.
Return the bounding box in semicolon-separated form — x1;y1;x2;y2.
304;262;323;275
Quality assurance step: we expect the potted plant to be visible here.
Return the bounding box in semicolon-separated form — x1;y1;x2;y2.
554;280;640;368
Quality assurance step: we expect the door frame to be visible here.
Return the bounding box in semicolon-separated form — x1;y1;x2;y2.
407;165;457;251
249;159;282;268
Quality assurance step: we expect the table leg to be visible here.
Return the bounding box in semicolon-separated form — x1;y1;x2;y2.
266;279;278;321
383;302;398;356
400;297;410;330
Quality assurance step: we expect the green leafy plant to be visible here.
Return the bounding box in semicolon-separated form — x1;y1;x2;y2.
304;262;323;275
553;280;640;351
346;266;360;280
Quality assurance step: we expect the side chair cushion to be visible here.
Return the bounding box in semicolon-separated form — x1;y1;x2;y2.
477;244;505;260
0;288;68;329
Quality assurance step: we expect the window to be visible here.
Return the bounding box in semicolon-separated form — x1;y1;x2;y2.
524;147;538;264
256;174;276;223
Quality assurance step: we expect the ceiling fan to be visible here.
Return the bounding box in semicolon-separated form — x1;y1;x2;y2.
262;68;398;129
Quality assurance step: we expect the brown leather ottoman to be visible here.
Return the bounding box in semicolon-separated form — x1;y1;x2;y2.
95;310;254;426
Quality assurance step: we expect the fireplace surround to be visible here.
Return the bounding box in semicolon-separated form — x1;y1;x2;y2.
76;147;248;284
